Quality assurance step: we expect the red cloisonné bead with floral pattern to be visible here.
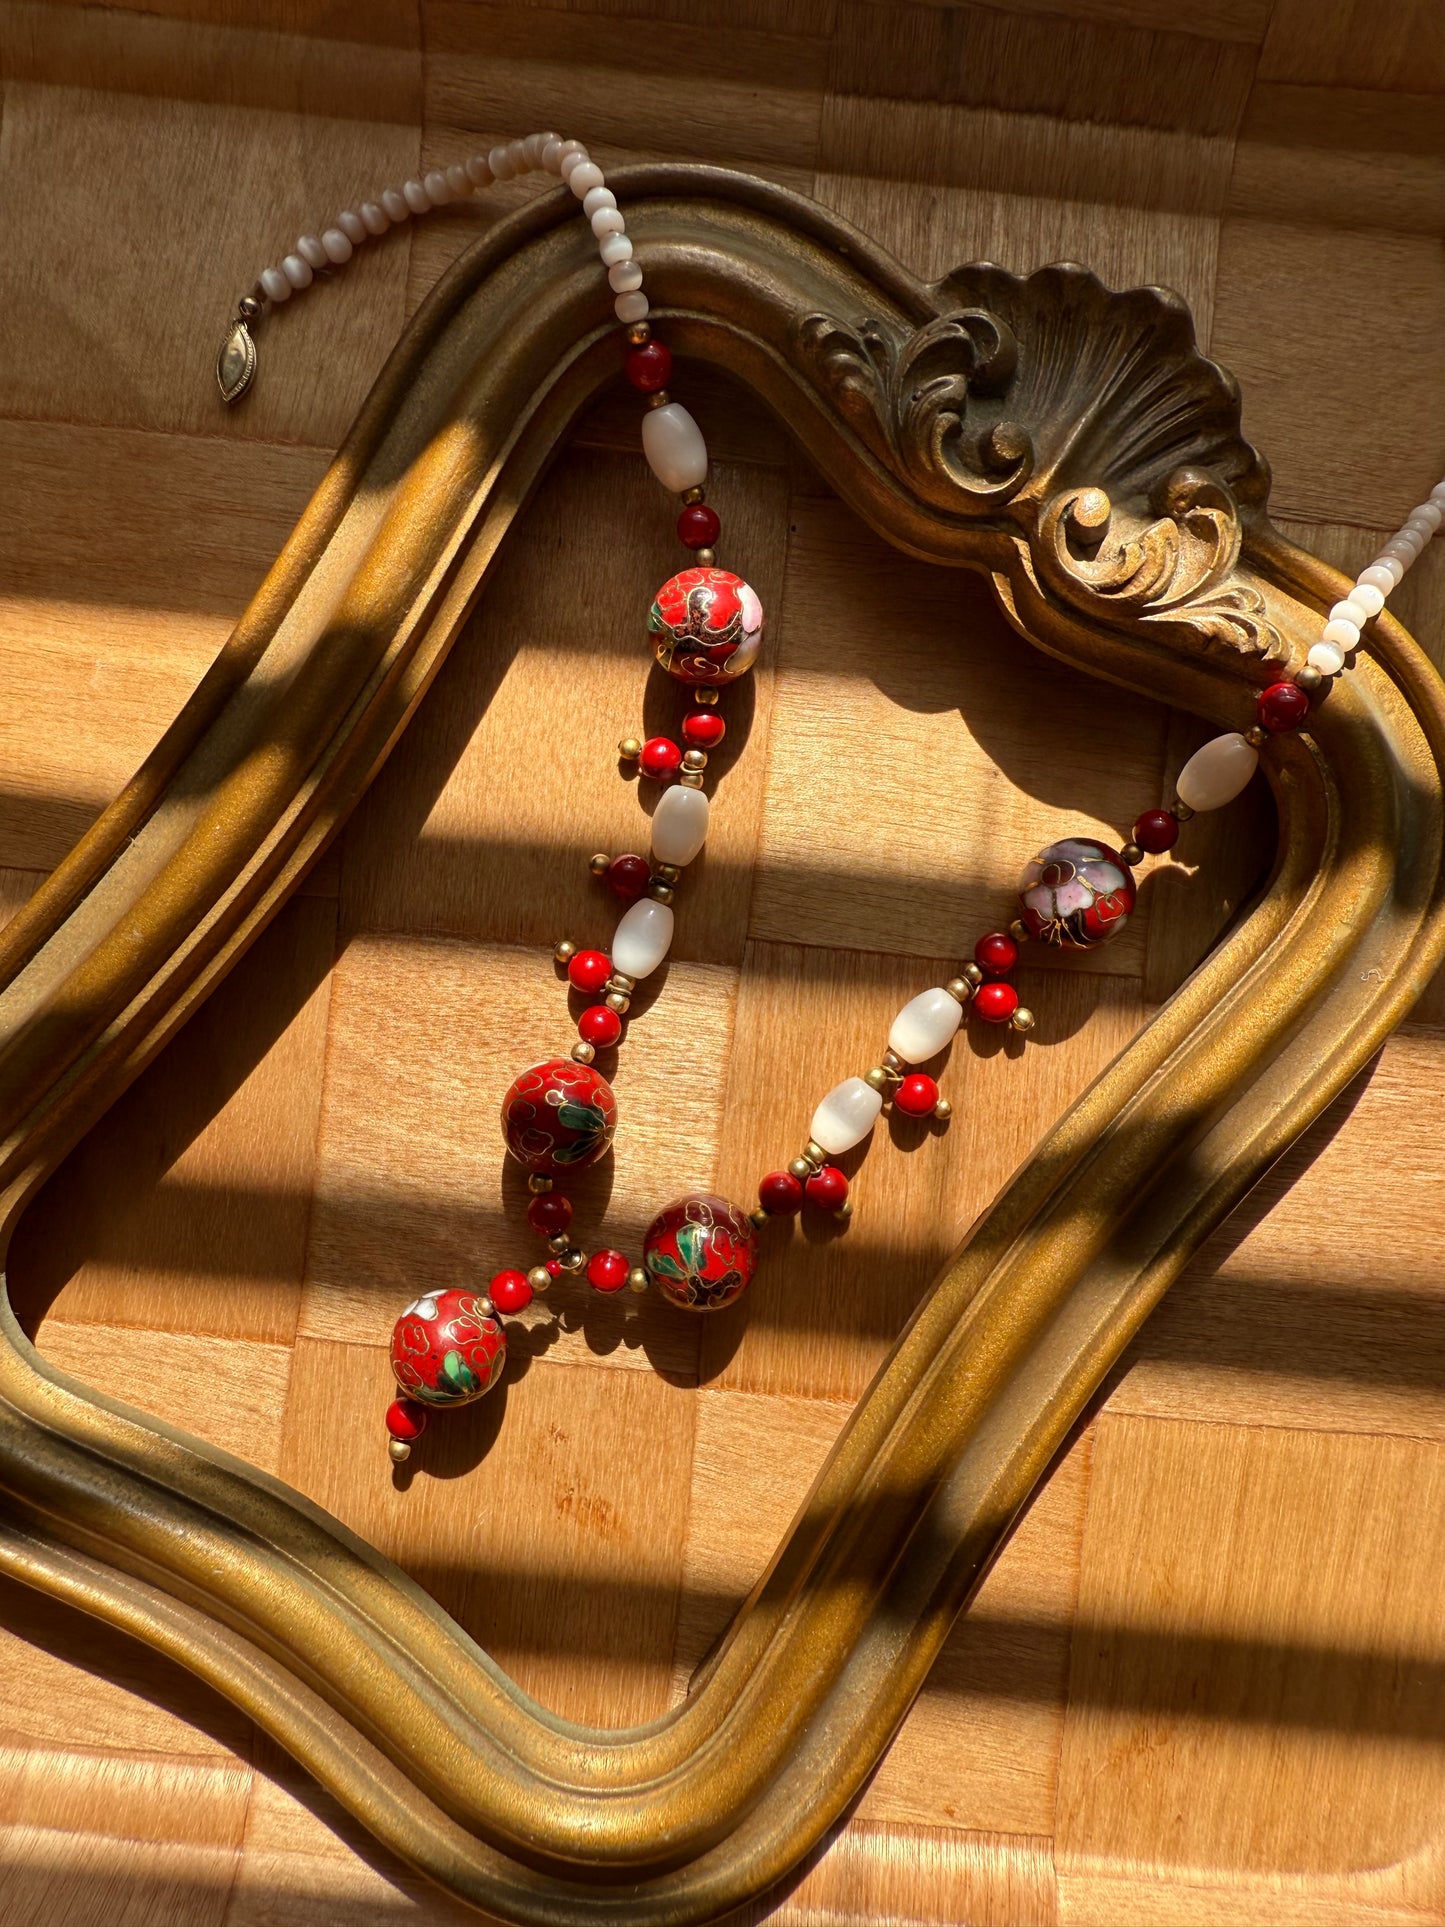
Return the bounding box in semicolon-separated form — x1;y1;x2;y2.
501;1058;618;1176
1017;837;1135;948
390;1287;506;1407
643;1193;758;1312
648;567;763;686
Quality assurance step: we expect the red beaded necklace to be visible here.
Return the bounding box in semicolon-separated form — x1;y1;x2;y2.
219;131;1445;1466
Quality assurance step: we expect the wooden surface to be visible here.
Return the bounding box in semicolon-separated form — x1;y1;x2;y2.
0;1;1443;1921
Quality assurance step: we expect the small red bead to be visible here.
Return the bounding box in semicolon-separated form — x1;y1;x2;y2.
894;1072;939;1116
489;1268;533;1314
974;931;1019;976
624;340;672;392
677;503;721;550
759;1170;805;1215
545;1257;564;1279
974;981;1019;1024
1133;808;1179;854
385;1397;428;1441
527;1192;573;1237
639;736;683;780
567;949;612;994
606;853;651;901
586;1248;630;1293
804;1165;849;1211
579;1005;622;1049
1257;681;1311;733
682;710;727;749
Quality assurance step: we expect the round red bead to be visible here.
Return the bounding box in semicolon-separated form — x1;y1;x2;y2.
682;710;726;749
587;1248;630;1293
677;503;721;550
1257;681;1311;733
489;1268;533;1314
385;1397;428;1441
639;736;683;780
579;1004;622;1049
758;1170;804;1215
974;930;1018;976
974;981;1020;1024
804;1165;848;1211
625;340;672;392
606;853;651;901
567;949;612;993
545;1257;564;1280
1133;808;1179;854
894;1072;939;1116
526;1191;572;1237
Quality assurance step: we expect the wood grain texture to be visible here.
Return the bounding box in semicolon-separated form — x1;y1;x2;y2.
2;1;1443;1921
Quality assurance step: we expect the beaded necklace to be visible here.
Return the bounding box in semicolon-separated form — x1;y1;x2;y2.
220;131;1445;1467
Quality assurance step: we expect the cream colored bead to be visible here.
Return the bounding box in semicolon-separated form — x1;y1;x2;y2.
489;143;516;180
423;169;452;204
591;207;626;238
402;178;431;213
1176;732;1258;811
583;185;617;217
615;291;649;324
281;253;314;289
337;209;368;244
651;784;709;865
887;987;963;1063
612;898;673;978
810;1077;883;1155
465;154;492;186
446;163;471;196
260;266;292;302
1307;640;1346;676
1329;598;1369;629
523;131;556;167
641;402;708;491
297;233;328;268
321;227;353;263
1351;581;1385;617
569;161;606;198
382;187;410;222
1408;501;1442;531
1321;617;1359;650
1357;565;1395;597
599;233;633;267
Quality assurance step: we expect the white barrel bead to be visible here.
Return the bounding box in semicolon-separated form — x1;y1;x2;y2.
282;253;314;289
260;266;292;302
403;178;431;213
1351;580;1385;617
488;143;516;179
423;169;452;204
612;899;673;979
382;187;410;222
1357;565;1395;597
337;209;367;244
651;785;710;866
1321;617;1359;649
583;186;617;216
599;233;633;267
1176;732;1258;811
360;201;390;233
446;163;471;197
465;154;492;186
609;261;644;293
321;227;353;263
297;233;328;268
1308;640;1346;676
642;402;708;491
615;292;650;323
592;207;626;238
810;1078;883;1156
887;987;963;1064
1329;598;1369;629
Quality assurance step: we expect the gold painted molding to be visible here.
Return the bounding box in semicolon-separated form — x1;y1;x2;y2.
0;167;1442;1922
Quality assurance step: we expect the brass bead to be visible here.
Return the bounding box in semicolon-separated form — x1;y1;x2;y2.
882;1048;904;1072
803;1141;826;1169
628;1265;649;1293
1172;801;1195;822
833;1199;853;1222
547;1232;570;1255
1296;664;1324;693
1244;724;1268;749
605;990;630;1014
238;293;264;323
608;972;636;994
527;1174;553;1194
680;769;705;788
695;547;717;566
1120;841;1143;866
864;1065;891;1092
682;485;706;505
946;977;973;1003
646;389;671;410
933;1096;952;1120
388;1437;411;1464
962;961;985;987
788;1156;812;1182
618;737;642;760
682;748;708;770
560;1246;585;1273
749;1208;769;1228
655;863;680;884
693;685;719;705
648;879;675;904
527;1265;551;1292
589;852;610;875
571;1039;596;1064
478;1296;493;1317
627;321;651;344
554;938;577;963
1011;1006;1037;1033
1008;918;1030;943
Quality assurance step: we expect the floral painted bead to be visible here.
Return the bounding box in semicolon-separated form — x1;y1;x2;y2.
501;1058;618;1175
643;1193;758;1311
390;1287;506;1406
1017;838;1135;947
648;567;763;685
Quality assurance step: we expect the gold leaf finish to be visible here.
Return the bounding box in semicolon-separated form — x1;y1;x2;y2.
0;168;1442;1923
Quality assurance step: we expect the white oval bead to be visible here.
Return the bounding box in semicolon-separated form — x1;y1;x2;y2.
599;233;633;267
446;163;471;197
570;160;605;198
523;130;556;167
403;178;431;213
583;185;617;217
382;187;410;222
592;208;626;239
321;227;353;263
1357;565;1395;597
615;291;649;323
1321;617;1359;649
488;143;515;180
337;209;367;244
1176;732;1259;811
1308;640;1346;675
465;154;492;186
888;987;963;1065
810;1078;883;1156
1329;598;1369;629
423;169;452;204
651;785;709;866
1351;580;1385;617
296;233;327;268
360;201;390;234
642;402;707;491
612;899;674;979
608;261;644;293
282;252;314;289
260;265;291;302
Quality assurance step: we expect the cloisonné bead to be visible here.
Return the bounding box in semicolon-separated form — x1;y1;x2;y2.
390;1287;506;1406
586;1248;630;1292
626;340;672;392
974;931;1018;976
1133;808;1178;854
606;853;651;901
974;981;1020;1024
1017;838;1135;948
678;502;721;550
1256;681;1310;733
682;709;726;749
639;735;683;780
501;1058;618;1175
648;566;763;685
489;1269;533;1314
579;1004;623;1049
804;1165;848;1211
759;1170;805;1215
643;1194;758;1311
567;948;612;993
526;1191;573;1237
894;1072;939;1117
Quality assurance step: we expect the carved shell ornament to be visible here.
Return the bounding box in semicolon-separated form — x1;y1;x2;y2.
4;138;1440;1927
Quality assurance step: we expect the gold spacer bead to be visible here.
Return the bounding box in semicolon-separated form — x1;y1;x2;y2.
962;961;985;987
554;938;577;964
1009;918;1030;943
864;1065;891;1092
749;1208;769;1228
682;485;706;505
560;1246;585;1273
608;972;636;994
1244;724;1268;748
1296;665;1324;693
648;879;675;903
680;769;705;788
787;1156;812;1181
628;1265;649;1293
1011;1006;1037;1033
682;748;708;770
528;1174;553;1194
946;977;973;1003
388;1437;411;1464
1120;841;1143;866
527;1265;551;1292
646;389;671;410
882;1048;904;1072
833;1199;853;1222
627;321;651;344
589;852;610;875
1172;801;1194;822
655;863;680;884
695;547;717;566
618;736;642;760
571;1039;595;1064
605;990;630;1014
933;1096;952;1120
693;686;719;705
803;1140;826;1169
548;1232;570;1255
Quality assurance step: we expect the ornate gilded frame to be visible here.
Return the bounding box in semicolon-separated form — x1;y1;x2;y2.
0;168;1441;1923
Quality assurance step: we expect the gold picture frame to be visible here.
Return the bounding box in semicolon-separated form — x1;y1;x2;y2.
0;167;1440;1924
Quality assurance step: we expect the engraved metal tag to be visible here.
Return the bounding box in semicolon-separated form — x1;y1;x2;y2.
216;320;257;404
